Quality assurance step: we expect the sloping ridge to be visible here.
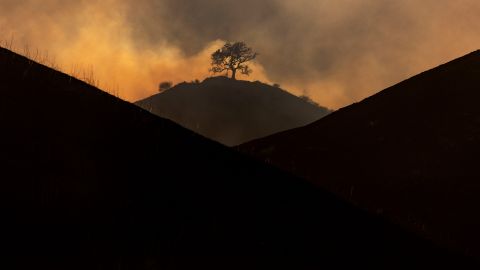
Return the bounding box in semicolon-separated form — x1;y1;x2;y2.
135;77;331;146
240;50;480;259
0;47;474;269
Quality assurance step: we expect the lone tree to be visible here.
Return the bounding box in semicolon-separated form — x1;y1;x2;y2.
210;41;258;80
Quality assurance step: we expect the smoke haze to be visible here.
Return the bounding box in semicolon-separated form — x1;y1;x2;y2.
1;0;480;108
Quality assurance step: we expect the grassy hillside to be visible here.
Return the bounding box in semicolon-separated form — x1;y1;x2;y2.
0;47;475;269
240;50;480;259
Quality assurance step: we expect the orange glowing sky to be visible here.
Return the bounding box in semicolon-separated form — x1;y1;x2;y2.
2;0;480;109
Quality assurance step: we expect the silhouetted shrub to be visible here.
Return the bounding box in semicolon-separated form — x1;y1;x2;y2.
299;95;320;106
159;81;173;92
273;83;281;88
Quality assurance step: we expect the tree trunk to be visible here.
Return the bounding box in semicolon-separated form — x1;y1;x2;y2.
231;68;237;80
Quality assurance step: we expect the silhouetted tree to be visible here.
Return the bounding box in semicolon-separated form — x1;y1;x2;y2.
210;42;258;80
159;81;173;92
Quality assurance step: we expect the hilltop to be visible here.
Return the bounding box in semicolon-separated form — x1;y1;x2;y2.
136;77;331;146
240;50;480;258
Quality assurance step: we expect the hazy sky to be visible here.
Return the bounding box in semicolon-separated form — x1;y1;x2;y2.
1;0;480;109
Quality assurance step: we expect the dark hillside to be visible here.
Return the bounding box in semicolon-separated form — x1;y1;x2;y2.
136;77;331;146
0;47;474;269
240;50;480;259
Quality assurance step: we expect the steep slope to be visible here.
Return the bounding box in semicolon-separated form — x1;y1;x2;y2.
240;50;480;259
135;77;331;146
0;47;474;269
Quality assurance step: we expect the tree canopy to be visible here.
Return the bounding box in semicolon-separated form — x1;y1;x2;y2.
210;42;258;80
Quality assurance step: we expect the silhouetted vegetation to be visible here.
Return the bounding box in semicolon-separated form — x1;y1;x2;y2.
0;37;124;96
159;81;173;92
299;95;320;106
210;42;257;80
273;83;281;88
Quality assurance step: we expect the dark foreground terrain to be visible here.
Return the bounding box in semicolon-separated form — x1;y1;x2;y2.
0;47;475;269
240;50;480;259
136;77;330;146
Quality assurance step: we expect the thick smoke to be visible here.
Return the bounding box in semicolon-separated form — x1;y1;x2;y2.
2;0;480;108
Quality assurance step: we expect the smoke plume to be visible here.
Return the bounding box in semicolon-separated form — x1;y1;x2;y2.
2;0;480;108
